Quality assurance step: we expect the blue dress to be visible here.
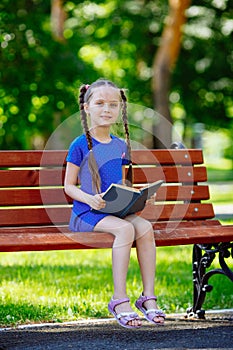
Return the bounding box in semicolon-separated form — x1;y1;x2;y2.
66;134;130;232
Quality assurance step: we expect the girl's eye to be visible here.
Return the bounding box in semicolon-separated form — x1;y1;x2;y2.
110;103;118;108
94;101;118;107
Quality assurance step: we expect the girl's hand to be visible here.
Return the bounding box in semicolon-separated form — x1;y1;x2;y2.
88;194;106;210
146;193;156;205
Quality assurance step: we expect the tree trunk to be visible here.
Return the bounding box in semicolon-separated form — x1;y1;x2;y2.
51;0;66;43
152;0;191;149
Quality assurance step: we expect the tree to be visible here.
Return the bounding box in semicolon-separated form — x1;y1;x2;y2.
51;0;66;43
172;0;233;140
152;0;191;148
0;0;232;152
0;0;81;149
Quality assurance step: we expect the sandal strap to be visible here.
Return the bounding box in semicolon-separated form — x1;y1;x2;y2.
139;294;157;303
116;312;139;320
108;298;141;328
145;308;166;318
110;297;130;311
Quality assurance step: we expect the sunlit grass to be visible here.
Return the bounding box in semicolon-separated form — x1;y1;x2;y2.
206;159;233;182
0;246;232;327
208;183;233;204
206;160;233;205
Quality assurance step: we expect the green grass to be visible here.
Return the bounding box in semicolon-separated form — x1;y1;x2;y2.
207;167;233;182
206;159;233;182
207;183;233;207
206;161;233;208
0;246;232;327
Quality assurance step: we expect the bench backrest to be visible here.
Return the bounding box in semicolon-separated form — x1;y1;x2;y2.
0;150;214;227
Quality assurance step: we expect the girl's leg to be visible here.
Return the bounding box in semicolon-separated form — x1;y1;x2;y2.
94;215;141;327
125;215;155;295
125;215;164;324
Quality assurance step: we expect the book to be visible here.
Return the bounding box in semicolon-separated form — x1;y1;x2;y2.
91;180;164;218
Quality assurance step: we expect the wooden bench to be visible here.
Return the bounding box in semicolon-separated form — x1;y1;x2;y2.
0;149;232;319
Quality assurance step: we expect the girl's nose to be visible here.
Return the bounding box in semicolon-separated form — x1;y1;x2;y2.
103;103;110;112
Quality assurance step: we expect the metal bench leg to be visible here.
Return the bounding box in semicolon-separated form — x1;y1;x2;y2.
187;242;233;319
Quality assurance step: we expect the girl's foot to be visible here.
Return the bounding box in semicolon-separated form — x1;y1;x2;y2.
135;294;166;325
108;297;142;328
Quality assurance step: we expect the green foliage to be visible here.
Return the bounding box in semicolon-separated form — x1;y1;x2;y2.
172;0;233;131
0;0;81;149
0;0;232;149
207;166;233;182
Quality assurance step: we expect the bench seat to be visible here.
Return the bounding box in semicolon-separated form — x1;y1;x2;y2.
0;221;232;251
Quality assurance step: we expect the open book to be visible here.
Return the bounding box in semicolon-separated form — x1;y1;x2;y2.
91;180;164;218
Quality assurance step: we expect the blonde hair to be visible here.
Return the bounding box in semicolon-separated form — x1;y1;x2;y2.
79;79;132;193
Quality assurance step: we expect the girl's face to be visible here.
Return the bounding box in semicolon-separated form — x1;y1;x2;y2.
84;86;121;128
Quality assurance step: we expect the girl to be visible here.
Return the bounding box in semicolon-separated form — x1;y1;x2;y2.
64;79;165;328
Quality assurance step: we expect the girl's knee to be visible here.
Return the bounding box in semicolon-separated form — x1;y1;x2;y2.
111;221;135;249
144;220;153;233
121;221;135;239
115;221;135;243
135;219;154;241
135;217;153;233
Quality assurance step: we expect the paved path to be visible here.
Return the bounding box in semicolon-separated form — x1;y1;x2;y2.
0;312;232;350
209;182;233;220
214;204;233;220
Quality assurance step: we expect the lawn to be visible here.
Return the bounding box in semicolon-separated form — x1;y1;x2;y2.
0;244;232;327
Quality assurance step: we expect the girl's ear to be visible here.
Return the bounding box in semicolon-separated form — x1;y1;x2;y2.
84;102;89;115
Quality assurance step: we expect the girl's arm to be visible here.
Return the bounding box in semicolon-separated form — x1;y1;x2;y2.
64;162;105;210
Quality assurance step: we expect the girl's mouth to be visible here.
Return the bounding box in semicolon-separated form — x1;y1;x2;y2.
101;115;112;119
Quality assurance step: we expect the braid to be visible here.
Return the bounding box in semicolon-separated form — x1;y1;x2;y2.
79;86;92;150
120;89;133;186
79;85;101;193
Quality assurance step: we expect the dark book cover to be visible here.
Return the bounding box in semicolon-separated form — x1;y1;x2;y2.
91;180;164;218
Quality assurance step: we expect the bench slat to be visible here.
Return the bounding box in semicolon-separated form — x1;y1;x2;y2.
141;203;215;221
152;220;221;230
0;151;67;167
131;149;204;165
133;166;207;183
156;185;210;201
0;203;214;226
0;225;232;252
0;188;70;206
0;149;203;167
0;185;210;206
0;166;207;187
0;219;222;234
0;169;65;187
0;207;71;226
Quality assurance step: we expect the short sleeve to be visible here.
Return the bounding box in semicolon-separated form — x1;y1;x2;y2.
121;142;131;166
66;136;85;167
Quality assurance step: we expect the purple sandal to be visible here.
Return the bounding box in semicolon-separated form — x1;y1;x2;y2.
135;294;166;325
108;297;141;329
